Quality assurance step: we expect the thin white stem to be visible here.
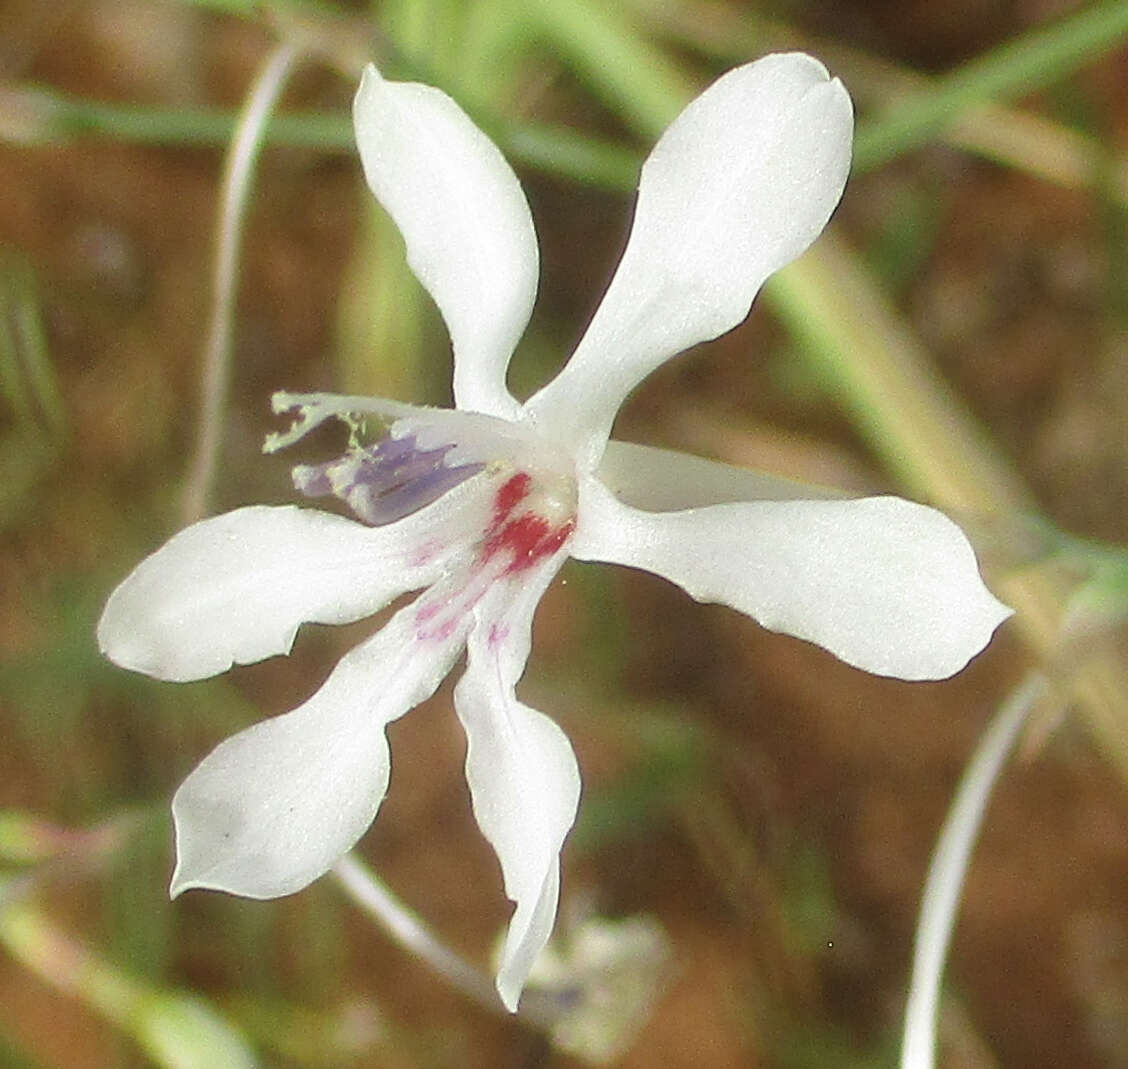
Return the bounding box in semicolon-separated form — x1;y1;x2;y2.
332;853;502;1012
180;43;301;525
900;672;1047;1069
331;853;561;1027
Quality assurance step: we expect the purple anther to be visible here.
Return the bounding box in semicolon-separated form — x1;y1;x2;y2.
295;435;484;526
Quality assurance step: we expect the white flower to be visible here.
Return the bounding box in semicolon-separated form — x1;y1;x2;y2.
97;54;1011;1012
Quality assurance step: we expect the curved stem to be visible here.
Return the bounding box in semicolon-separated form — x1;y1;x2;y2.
900;672;1047;1068
331;853;561;1028
180;42;301;524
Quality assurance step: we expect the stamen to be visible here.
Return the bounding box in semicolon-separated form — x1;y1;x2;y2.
294;435;484;526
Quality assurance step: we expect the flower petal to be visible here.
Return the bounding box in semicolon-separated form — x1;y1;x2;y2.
528;53;853;464
597;439;837;511
453;558;580;1011
267;392;556;472
171;588;471;899
353;64;538;420
98;476;491;682
572;478;1011;680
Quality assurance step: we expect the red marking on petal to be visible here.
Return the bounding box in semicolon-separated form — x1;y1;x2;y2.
494;473;531;519
488;621;510;649
485;513;547;562
483;515;575;575
480;471;575;575
539;518;576;559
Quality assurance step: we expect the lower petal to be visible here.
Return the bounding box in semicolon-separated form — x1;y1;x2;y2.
171;592;470;900
572;477;1011;681
453;558;580;1011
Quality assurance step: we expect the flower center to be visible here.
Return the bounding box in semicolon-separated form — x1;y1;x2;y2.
481;470;577;575
279;396;580;579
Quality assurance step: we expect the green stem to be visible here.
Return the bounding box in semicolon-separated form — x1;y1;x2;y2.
43;89;346;148
854;0;1128;172
13;87;641;192
625;1;1128;205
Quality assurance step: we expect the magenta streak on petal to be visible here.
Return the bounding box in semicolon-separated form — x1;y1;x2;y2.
415;600;442;625
488;621;510;649
413;567;495;643
407;539;443;568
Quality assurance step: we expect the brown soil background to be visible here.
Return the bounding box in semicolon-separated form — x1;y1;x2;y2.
2;1;1127;1067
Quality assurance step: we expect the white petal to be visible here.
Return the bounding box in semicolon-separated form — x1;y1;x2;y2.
528;53;853;463
354;64;538;420
98;476;491;682
453;559;580;1012
572;478;1011;680
171;587;471;899
268;392;560;473
597;439;838;511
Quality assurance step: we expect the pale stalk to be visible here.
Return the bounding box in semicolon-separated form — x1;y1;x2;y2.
900;673;1047;1068
180;43;301;524
331;853;561;1028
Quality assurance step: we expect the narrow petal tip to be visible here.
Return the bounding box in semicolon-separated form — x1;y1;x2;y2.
497;980;520;1015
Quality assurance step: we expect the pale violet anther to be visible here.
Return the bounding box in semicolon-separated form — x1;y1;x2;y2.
97;54;1011;1014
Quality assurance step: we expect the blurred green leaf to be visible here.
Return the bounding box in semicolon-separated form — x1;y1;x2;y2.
525;0;693;133
335;202;429;400
572;707;704;852
854;0;1128;173
228;992;387;1065
0;1030;41;1069
0;249;66;530
0;248;65;438
102;813;174;986
0;902;259;1069
862;179;947;295
136;992;259;1069
769;1015;894;1069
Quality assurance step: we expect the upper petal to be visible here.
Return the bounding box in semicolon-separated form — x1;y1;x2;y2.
171;592;470;899
527;53;853;465
597;439;838;511
572;478;1011;680
354;64;539;420
98;476;492;682
453;555;580;1012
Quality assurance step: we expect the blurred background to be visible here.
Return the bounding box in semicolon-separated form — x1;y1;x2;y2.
2;0;1128;1066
